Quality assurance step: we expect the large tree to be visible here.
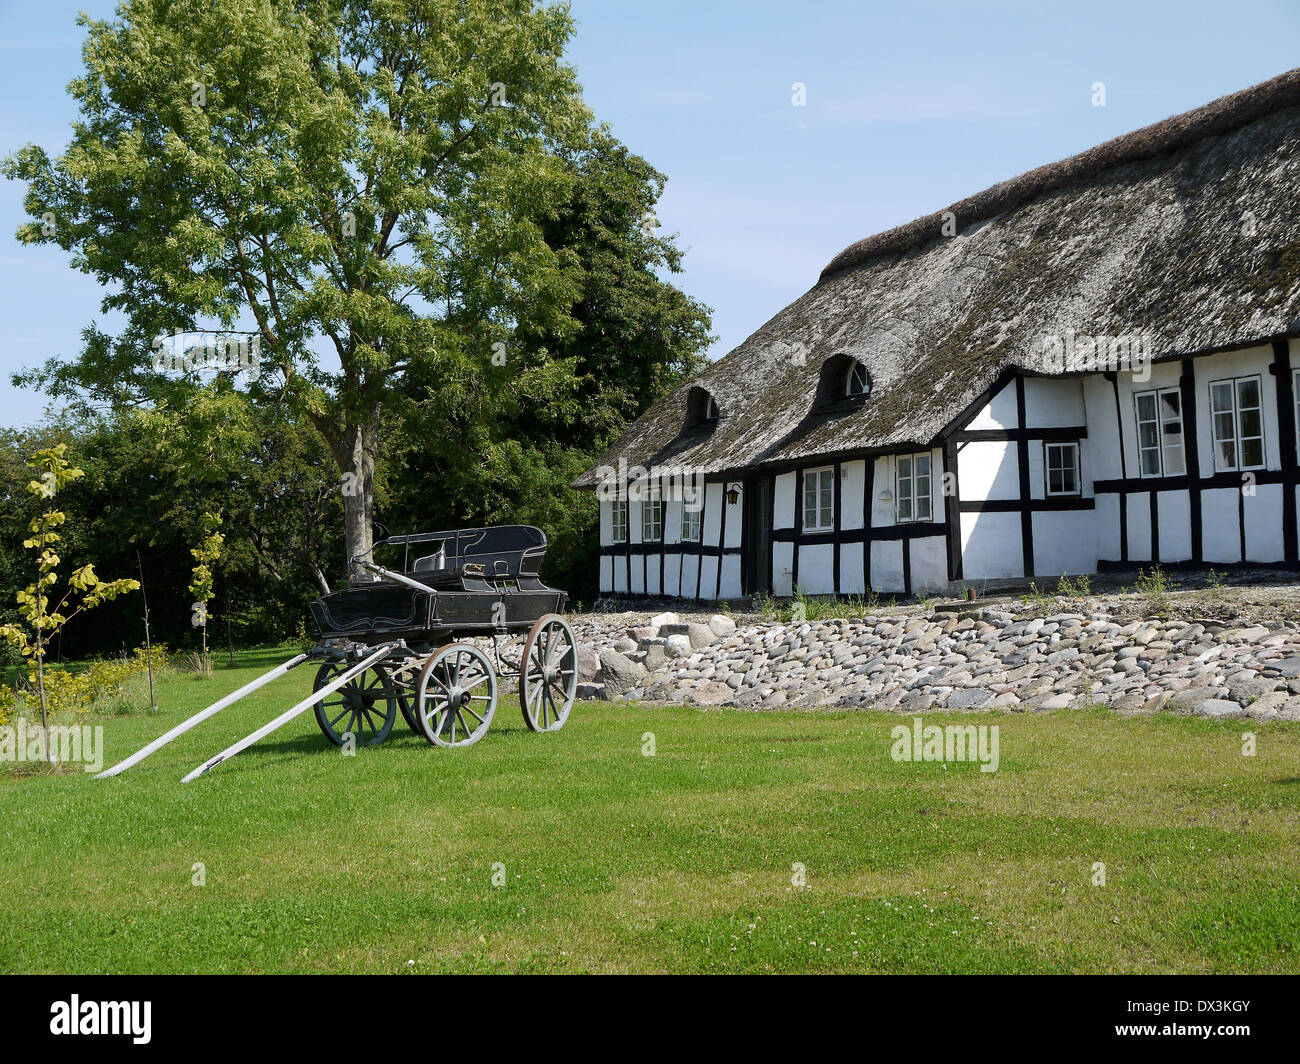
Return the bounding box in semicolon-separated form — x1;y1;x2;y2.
5;0;595;581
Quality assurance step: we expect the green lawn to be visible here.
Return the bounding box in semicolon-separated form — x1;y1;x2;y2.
2;645;1298;973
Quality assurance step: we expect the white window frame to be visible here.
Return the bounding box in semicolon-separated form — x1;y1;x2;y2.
1133;386;1185;478
802;466;835;533
1209;374;1265;473
680;502;701;542
845;361;870;398
610;500;628;545
641;493;663;542
1044;441;1081;497
896;452;933;523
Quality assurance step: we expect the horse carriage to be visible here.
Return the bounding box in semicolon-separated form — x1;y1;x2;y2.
97;526;578;782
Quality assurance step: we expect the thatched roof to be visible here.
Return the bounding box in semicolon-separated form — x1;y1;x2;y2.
574;68;1300;489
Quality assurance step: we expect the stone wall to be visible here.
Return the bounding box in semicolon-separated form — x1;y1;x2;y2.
572;607;1300;720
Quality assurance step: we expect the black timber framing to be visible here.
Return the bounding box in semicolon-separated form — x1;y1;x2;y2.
1271;340;1299;564
1180;358;1203;563
863;457;875;586
1105;372;1129;563
1014;377;1035;579
714;488;728;599
832;460;843;594
791;468;803;591
942;439;962;583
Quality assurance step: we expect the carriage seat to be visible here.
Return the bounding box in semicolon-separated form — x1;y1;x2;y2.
398;525;549;587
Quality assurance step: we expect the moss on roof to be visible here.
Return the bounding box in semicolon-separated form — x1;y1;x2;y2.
574;68;1300;489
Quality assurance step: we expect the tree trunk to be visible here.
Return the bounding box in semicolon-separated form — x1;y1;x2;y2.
339;417;378;585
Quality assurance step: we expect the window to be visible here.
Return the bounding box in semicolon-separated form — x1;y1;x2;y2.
641;495;663;542
610;501;628;544
681;503;701;542
685;387;719;428
1209;375;1264;472
1044;442;1081;496
802;467;834;532
1134;387;1185;477
845;361;871;398
896;452;933;522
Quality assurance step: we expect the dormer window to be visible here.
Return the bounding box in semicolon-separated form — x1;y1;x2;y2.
845;361;871;398
815;354;871;407
685;386;720;429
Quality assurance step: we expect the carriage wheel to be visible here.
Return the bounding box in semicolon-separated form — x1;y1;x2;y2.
313;659;397;747
415;643;497;748
397;693;422;736
519;614;577;732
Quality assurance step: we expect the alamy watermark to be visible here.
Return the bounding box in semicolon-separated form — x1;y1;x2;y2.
1037;329;1151;382
151;329;261;383
594;458;706;512
1;720;104;773
890;716;999;773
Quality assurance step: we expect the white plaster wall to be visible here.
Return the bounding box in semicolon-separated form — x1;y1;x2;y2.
1125;492;1152;562
870;540;905;592
680;553;700;600
957;440;1019;501
611;554;628;594
645;555;661;596
840;542;866;593
1027;442;1046;501
1201;487;1241;563
1244;483;1284;562
797;543;835;595
1082;375;1123;482
870;456;896;528
599;553;613;593
841;460;866;530
964;378;1018;430
1156;491;1192;562
1095;493;1122;562
1024;377;1085;428
910;536;948;593
701;484;724;544
773;472;796;529
722;492;742;548
698;555;719;600
773;541;794;597
719;554;743;599
960;511;1022;580
1032;511;1096;576
663;553;682;596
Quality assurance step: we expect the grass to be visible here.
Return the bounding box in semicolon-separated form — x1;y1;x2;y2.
2;645;1299;973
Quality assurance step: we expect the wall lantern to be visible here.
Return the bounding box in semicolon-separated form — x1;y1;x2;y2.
725;482;742;505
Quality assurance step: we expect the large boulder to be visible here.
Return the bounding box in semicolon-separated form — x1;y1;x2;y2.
660;621;716;649
649;611;678;631
687;681;733;706
598;649;647;697
664;633;692;658
575;643;599;683
707;614;737;638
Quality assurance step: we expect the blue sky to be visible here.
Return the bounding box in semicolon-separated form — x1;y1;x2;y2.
1;0;1298;428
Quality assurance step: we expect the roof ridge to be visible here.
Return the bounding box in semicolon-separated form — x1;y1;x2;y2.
819;66;1300;282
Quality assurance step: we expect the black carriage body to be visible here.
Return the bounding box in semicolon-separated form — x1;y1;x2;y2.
309;525;568;646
